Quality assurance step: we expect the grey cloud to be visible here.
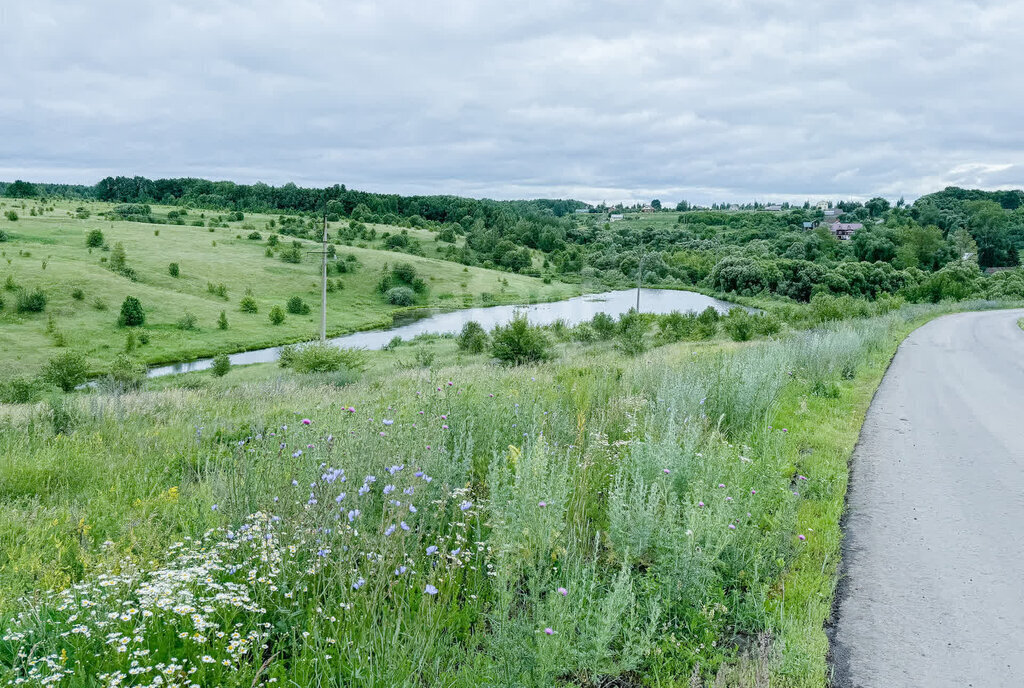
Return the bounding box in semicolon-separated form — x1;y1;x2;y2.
2;0;1024;205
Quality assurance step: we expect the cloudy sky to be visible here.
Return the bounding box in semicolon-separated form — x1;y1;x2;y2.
2;0;1023;205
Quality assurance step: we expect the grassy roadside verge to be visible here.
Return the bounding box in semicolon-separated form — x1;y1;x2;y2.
765;304;1020;686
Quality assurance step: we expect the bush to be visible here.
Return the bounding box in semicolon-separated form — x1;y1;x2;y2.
207;282;228;299
616;309;648;356
211;353;231;377
286;296;311;315
456;320;488;353
0;376;47;404
268;305;286;325
267;234;279;247
4;210;18;221
723;308;755;342
247;231;263;240
71;287;85;300
43;350;88;392
15;287;47;313
386;286;415;306
239;290;259;313
491;315;551;365
752;312;782;336
0;229;8;242
105;354;146;392
280;247;303;263
281;342;366;374
217;310;228;330
591;312;616;340
118;296;145;326
168;262;180;277
693;306;720;339
177;311;198;330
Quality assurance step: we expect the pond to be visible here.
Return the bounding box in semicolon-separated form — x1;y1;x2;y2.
146;288;741;378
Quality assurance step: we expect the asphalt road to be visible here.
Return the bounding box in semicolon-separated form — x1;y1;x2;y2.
831;309;1024;688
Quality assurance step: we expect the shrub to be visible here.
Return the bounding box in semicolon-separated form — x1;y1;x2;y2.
591;312;616;340
491;314;551;365
109;242;128;271
386;286;415;306
207;282;228;299
657;310;694;343
415;348;436;368
176;311;198;330
4;210;18;221
71;287;85;300
118;296;145;326
456;320;488;353
286;296;311;315
105;354;146;392
211;353;231;377
0;229;7;242
43;350;88;392
239;290;259;313
267;234;279;247
693;306;720;339
616;309;649;356
281;342;366;374
168;262;180;277
280;247;303;263
3;275;17;291
15;287;47;313
723;308;755;342
0;375;46;404
247;231;262;240
268;305;286;325
752;312;782;336
217;310;228;330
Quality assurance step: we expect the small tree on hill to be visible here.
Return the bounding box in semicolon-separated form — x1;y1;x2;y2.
491;315;551;365
118;296;145;327
44;350;88;392
86;229;104;248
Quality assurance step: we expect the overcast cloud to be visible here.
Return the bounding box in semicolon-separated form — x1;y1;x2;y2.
2;0;1023;205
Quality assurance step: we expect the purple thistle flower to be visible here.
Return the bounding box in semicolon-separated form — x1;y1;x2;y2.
301;419;311;425
557;587;568;596
544;627;554;635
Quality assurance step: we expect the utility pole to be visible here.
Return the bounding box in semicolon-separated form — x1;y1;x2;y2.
320;203;328;341
635;239;646;312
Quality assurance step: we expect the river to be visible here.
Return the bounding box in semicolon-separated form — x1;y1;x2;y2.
146;288;739;378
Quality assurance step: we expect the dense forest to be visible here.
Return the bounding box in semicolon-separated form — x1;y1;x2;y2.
4;178;1024;303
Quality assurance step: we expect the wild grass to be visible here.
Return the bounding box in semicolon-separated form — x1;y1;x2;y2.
0;303;1013;686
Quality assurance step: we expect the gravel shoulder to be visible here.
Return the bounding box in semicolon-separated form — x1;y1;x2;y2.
830;308;1024;687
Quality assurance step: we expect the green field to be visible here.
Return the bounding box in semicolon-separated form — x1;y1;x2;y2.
0;199;572;378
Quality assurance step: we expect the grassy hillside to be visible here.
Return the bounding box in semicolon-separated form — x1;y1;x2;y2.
0;303;962;687
0;199;572;377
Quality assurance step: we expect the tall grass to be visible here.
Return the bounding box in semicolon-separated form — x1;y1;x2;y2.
0;306;968;686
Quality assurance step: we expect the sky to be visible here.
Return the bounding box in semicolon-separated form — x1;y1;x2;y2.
2;0;1024;206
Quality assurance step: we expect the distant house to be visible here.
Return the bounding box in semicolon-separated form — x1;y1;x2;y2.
830;222;862;240
815;201;830;210
765;204;783;211
823;208;842;217
609;213;624;222
803;221;819;230
574;208;590;214
728;204;740;211
641;205;656;213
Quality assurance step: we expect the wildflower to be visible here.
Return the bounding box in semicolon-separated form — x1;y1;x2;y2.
400;521;410;531
538;501;547;508
347;406;355;413
728;524;736;530
798;534;806;541
384;525;396;536
201;656;215;664
798;475;808;481
718;483;725;488
352;577;365;590
441;414;448;420
426;545;438;555
395;566;407;575
301;419;311;425
383;484;395;495
335;492;346;503
557;587;568;596
459;500;473;511
292;450;303;458
425;584;438;595
751;489;757;495
544;627;554;635
211;504;218;511
698;501;705;507
442;425;449;430
382;419;394;426
663;468;670;474
347;509;361;522
409;504;417;513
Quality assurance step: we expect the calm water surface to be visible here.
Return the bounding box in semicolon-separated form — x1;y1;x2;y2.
147;288;739;378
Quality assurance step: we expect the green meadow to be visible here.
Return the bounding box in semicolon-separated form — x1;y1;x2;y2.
0;199;571;378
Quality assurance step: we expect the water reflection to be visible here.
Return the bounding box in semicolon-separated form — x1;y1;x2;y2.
146;288;739;378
